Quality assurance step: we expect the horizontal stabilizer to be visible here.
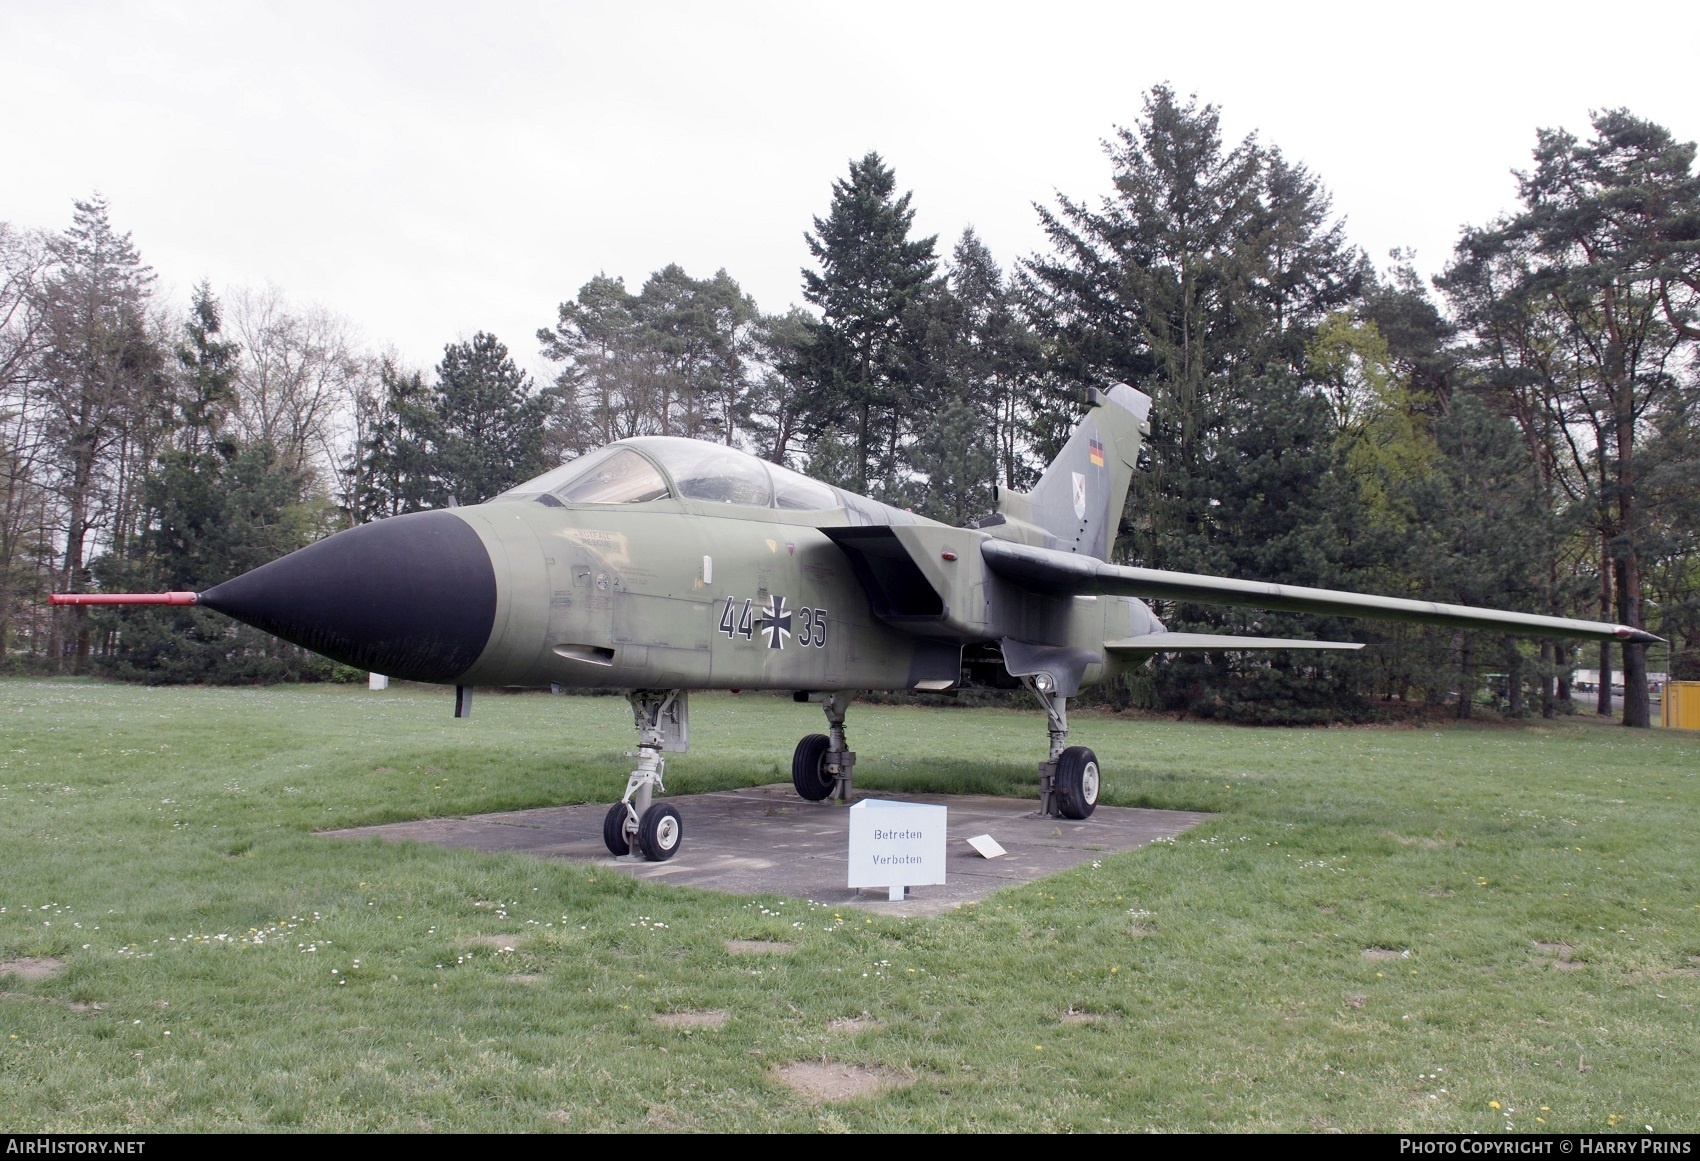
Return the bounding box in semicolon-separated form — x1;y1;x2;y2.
1106;633;1363;653
981;538;1661;645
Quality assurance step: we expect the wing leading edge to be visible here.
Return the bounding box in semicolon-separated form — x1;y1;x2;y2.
982;538;1661;645
1107;633;1363;653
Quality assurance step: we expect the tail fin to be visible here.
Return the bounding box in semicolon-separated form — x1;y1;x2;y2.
988;383;1149;560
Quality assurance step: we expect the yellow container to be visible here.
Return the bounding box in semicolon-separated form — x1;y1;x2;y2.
1664;681;1700;730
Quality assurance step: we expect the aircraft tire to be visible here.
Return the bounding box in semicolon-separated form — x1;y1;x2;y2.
603;803;632;856
792;734;834;801
637;803;683;861
1055;746;1099;820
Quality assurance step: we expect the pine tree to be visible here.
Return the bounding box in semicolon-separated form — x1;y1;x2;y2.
938;229;1044;491
1023;87;1376;720
798;152;938;495
743;308;814;465
1150;375;1373;723
539;274;644;450
1361;253;1461;413
909;399;996;526
1402;395;1555;718
428;332;554;506
349;358;433;521
539;267;757;451
38;196;165;670
97;287;327;683
1441;109;1700;726
1636;397;1700;681
361;333;557;514
170;282;240;457
1023;86;1364;575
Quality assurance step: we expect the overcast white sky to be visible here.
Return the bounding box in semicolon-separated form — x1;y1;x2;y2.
4;1;1696;379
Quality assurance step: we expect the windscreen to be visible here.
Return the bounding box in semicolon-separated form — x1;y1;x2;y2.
496;446;670;506
554;448;670;504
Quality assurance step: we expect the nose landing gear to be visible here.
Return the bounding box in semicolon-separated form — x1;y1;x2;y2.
603;689;688;860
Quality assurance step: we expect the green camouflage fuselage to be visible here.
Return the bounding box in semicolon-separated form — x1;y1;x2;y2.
447;497;1126;693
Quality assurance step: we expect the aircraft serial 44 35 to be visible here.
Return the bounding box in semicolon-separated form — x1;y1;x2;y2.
55;384;1658;862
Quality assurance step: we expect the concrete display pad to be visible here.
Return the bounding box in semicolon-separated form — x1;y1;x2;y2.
324;785;1213;917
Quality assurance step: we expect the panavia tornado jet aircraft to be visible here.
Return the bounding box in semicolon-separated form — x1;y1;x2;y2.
55;384;1658;862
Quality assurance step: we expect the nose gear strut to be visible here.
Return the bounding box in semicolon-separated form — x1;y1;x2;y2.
603;689;687;860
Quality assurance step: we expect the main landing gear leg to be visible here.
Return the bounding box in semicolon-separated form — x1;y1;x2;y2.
822;691;857;802
603;689;684;861
792;691;857;802
1021;676;1099;820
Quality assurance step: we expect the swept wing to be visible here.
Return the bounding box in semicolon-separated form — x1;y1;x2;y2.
981;538;1659;645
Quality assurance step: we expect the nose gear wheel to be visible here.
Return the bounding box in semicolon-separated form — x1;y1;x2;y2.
603;802;633;856
637;803;682;861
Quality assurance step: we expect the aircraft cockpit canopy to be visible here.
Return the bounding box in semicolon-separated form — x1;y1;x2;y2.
495;437;919;524
499;446;670;507
645;439;775;506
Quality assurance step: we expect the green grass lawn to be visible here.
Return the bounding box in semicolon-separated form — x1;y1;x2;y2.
0;679;1695;1132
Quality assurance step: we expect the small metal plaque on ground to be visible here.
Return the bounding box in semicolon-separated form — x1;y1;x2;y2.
324;784;1213;917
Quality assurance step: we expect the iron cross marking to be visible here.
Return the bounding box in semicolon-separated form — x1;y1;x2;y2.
760;596;792;649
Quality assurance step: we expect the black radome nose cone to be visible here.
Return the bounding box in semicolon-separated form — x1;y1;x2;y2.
201;510;498;683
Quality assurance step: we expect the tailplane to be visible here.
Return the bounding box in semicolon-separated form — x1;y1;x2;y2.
984;383;1149;560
